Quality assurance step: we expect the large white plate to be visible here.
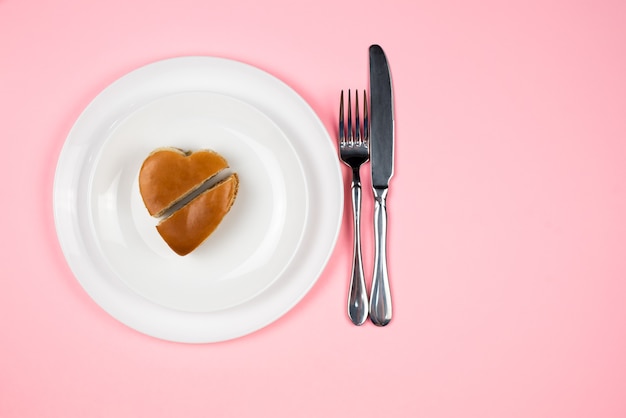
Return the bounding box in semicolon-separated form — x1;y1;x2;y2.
53;56;343;343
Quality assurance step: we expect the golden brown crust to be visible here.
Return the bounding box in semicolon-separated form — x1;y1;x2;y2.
138;147;228;217
156;173;239;256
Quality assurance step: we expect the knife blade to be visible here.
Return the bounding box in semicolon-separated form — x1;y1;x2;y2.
369;44;394;326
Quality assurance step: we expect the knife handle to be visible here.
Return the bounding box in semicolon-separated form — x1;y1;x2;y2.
348;170;368;325
370;187;392;326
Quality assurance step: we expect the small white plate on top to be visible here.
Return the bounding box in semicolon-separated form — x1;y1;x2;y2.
92;91;307;313
53;56;343;343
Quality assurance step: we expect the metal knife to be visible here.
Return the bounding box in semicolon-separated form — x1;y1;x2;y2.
369;44;394;326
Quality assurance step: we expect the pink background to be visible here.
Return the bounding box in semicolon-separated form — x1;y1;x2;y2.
2;0;626;416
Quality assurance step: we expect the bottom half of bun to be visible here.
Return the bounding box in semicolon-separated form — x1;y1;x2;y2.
156;173;239;256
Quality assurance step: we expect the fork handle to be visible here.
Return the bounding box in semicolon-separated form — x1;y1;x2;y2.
348;169;368;325
370;187;392;326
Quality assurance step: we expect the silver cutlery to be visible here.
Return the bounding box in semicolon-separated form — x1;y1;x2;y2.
339;89;369;326
369;44;394;326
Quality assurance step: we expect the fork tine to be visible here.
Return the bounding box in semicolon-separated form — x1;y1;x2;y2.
355;90;361;144
347;90;353;146
363;90;369;145
339;90;345;145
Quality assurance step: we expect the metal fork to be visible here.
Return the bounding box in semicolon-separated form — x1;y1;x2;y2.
339;90;369;325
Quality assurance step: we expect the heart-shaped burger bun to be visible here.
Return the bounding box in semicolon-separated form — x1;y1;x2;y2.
138;147;239;256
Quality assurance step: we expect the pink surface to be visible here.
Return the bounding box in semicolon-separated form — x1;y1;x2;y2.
2;0;626;416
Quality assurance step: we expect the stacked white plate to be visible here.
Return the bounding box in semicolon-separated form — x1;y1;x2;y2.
53;57;343;343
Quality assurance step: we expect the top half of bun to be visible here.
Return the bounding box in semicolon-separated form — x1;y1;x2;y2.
138;147;228;217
